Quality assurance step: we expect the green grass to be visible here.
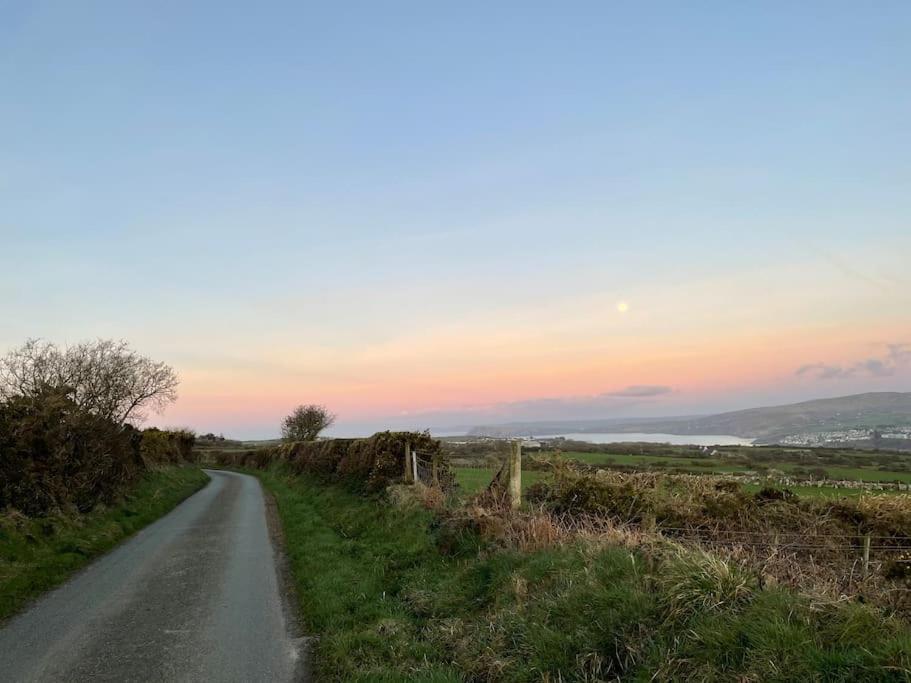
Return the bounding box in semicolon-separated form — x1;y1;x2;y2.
555;451;911;484
815;467;911;483
454;467;549;494
253;466;911;682
0;466;208;622
559;451;734;468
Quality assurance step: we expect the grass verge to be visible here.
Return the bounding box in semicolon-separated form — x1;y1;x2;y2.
0;466;208;622
254;465;911;682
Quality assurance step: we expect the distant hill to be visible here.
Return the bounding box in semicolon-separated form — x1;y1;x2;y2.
467;392;911;441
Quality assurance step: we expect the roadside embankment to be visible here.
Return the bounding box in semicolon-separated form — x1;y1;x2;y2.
0;466;208;621
245;462;911;682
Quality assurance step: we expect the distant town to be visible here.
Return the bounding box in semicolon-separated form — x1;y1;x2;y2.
777;426;911;448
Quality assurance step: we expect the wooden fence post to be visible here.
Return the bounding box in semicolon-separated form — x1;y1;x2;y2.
404;441;414;484
642;513;656;533
412;449;418;483
508;440;522;509
862;533;871;576
432;453;440;487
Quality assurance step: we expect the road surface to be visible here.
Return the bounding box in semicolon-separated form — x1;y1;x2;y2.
0;470;307;682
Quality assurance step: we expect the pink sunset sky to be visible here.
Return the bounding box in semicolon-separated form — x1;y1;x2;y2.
2;3;909;438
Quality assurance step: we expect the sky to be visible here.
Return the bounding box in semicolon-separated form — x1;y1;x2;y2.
1;1;909;438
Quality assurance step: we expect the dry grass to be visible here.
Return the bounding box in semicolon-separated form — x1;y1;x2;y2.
450;472;911;619
253;465;911;681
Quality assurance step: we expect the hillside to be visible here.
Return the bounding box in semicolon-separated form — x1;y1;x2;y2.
468;392;911;441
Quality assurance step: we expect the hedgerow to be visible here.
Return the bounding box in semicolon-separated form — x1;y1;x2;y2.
204;430;452;492
0;388;196;516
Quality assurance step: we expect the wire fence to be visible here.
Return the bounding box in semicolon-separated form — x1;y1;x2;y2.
414;452;435;486
651;527;911;553
409;446;910;567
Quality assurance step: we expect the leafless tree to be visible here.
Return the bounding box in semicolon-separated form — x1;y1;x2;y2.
281;404;336;442
0;339;179;425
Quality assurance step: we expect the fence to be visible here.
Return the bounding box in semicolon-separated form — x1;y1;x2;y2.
404;440;524;506
401;442;910;579
401;440;522;504
639;521;909;576
402;442;458;492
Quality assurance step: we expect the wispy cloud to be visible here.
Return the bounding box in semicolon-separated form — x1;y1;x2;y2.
796;343;911;380
604;385;673;397
332;384;677;433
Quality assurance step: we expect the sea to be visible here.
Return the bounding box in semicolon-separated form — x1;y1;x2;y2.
548;433;754;446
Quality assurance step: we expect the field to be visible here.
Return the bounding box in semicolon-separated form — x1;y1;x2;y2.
557;450;911;482
454;467;549;494
444;439;911;499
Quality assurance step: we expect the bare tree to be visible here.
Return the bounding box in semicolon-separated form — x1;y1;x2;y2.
281;404;336;442
0;339;179;425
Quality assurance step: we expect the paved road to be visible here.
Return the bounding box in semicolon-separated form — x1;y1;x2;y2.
0;470;306;682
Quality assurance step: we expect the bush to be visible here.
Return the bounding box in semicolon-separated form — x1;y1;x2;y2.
140;428;196;465
0;389;143;514
0;390;197;516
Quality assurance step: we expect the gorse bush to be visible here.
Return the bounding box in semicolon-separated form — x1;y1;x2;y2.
0;388;196;516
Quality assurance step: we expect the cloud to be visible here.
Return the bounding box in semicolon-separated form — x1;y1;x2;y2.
501;386;673;414
796;343;911;380
888;343;911;364
604;385;673;397
331;384;678;433
796;363;850;379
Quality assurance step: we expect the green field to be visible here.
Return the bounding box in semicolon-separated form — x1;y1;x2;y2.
553;451;911;483
454;467;549;493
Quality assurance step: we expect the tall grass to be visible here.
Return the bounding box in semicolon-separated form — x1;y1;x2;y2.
254;465;911;681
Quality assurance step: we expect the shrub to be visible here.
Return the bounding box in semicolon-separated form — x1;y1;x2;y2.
0;390;195;516
0;389;143;514
140;428;196;465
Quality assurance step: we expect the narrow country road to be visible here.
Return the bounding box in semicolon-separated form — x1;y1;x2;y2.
0;470;307;682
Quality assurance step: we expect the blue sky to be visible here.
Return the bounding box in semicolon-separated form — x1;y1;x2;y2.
2;1;909;437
